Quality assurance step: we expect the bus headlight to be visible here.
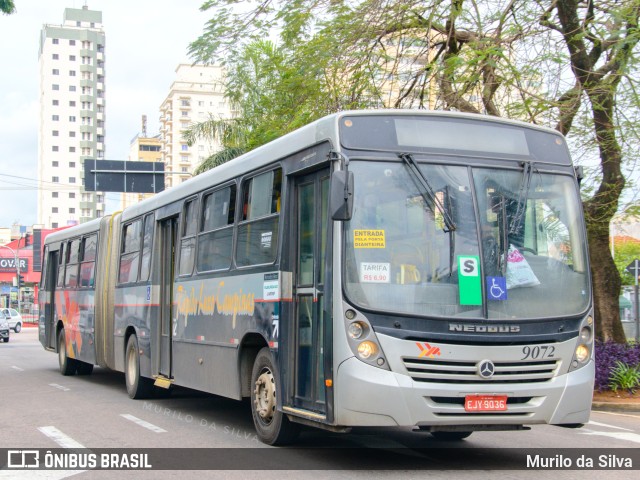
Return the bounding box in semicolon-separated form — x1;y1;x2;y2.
348;322;365;339
579;326;592;343
575;344;589;363
357;341;378;359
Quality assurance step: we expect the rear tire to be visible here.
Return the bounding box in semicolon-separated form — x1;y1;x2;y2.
125;335;153;399
58;329;77;376
250;347;299;445
2;337;8;343
14;323;21;333
430;431;472;441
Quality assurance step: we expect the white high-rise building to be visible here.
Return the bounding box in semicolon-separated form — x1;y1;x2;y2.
159;64;232;188
37;6;106;228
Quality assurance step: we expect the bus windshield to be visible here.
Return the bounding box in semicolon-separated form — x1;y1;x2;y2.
343;160;590;320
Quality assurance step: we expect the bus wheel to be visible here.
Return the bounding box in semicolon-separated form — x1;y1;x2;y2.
57;329;77;376
250;347;299;445
430;431;472;441
76;361;94;375
125;335;153;399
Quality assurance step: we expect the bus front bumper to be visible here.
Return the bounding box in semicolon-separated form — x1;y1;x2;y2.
334;355;594;428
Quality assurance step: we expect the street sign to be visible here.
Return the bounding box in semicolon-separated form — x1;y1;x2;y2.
626;259;640;278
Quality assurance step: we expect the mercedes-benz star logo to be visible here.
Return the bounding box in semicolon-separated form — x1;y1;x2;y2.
478;359;495;379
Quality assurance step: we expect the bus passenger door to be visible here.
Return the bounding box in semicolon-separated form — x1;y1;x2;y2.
159;217;178;378
292;168;330;414
42;248;59;350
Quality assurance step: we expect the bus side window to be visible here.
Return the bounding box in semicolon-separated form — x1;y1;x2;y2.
65;239;80;288
119;220;142;284
56;244;65;287
197;185;236;272
236;168;282;267
79;234;97;288
178;198;198;276
139;213;154;282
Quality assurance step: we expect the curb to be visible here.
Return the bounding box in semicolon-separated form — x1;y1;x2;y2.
592;402;640;414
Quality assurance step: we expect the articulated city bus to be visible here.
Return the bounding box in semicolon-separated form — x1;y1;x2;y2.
39;110;593;445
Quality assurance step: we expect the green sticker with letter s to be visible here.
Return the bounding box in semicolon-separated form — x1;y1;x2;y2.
458;255;482;305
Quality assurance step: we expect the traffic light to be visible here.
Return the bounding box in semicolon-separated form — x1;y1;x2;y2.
17;274;24;288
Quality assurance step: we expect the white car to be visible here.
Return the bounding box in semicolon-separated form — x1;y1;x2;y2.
1;308;22;333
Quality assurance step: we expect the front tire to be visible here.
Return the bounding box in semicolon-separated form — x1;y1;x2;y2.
2;337;8;343
76;361;94;375
250;347;299;445
58;329;77;376
125;335;153;399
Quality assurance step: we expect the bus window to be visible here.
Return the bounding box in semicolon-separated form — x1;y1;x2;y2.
139;214;154;282
79;234;97;288
236;169;282;267
56;244;65;287
65;239;80;288
119;220;141;284
179;198;198;276
197;185;236;272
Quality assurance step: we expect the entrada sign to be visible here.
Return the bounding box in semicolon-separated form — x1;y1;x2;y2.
0;258;28;272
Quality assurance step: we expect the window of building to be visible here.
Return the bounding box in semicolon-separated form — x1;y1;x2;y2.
69;131;76;138
82;41;91;49
181;100;190;107
69;162;76;168
69;177;76;183
69;192;75;198
236;168;282;266
52;192;58;198
52;38;59;44
69;40;75;46
69;70;76;77
52;100;59;106
52;161;59;167
81;147;91;156
52;54;59;60
52;84;59;91
69;85;76;92
69;208;75;214
181;144;188;151
179;198;198;276
181;111;189;117
52;222;58;228
69;101;76;107
52;147;59;152
69;146;76;153
52;69;59;75
69;116;76;122
52;207;58;213
52;176;59;183
69;55;76;61
197;185;236;272
181;155;190;163
52;130;59;136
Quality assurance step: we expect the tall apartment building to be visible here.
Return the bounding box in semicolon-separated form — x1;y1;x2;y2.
37;6;106;228
159;64;232;188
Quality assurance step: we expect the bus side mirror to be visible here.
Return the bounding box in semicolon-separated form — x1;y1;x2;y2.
330;170;354;221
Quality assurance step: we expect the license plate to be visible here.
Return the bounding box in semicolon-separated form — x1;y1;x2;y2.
464;395;507;412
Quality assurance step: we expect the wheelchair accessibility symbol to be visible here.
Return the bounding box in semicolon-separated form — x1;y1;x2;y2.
486;276;507;301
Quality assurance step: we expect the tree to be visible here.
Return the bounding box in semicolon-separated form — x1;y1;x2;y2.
0;0;16;15
190;0;640;341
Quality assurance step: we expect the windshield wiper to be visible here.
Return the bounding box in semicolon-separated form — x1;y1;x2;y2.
399;153;456;233
508;161;534;235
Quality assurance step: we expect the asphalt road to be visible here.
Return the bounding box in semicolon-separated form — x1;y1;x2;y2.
1;327;639;479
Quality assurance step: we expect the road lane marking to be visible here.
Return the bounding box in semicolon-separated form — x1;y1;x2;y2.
588;420;633;432
49;383;71;392
120;413;167;433
38;426;87;449
579;429;640;444
12;366;24;371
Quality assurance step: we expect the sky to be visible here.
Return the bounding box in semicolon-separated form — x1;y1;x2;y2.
0;0;212;228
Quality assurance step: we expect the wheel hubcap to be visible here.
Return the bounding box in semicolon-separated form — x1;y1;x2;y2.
254;368;276;424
